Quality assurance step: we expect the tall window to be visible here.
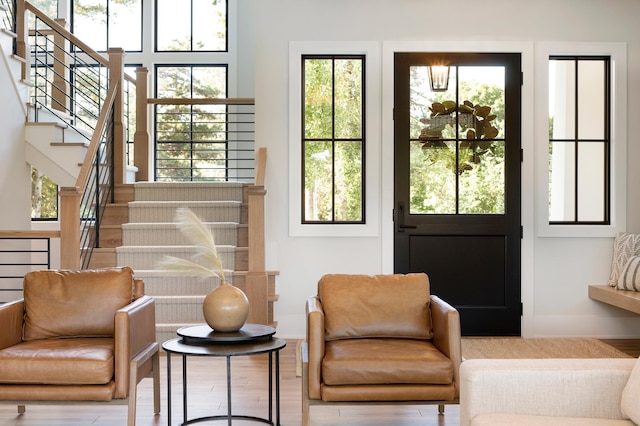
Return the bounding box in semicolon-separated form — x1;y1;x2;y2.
548;56;610;224
156;0;227;52
72;0;142;52
155;65;227;181
302;55;365;223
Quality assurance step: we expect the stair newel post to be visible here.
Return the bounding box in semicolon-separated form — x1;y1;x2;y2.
108;48;126;185
134;66;149;182
15;0;29;81
246;147;269;324
59;186;82;269
52;19;70;113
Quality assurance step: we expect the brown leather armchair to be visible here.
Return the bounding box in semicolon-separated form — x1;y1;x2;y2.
302;273;462;425
0;267;160;426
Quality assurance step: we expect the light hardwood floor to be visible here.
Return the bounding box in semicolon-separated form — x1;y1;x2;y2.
0;339;637;426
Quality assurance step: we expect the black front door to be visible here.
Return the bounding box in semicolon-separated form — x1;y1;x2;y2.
394;52;522;335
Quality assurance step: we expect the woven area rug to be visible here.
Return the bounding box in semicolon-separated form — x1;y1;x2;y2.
462;337;631;359
294;338;630;377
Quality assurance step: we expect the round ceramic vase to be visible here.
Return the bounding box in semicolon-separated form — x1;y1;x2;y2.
202;280;250;332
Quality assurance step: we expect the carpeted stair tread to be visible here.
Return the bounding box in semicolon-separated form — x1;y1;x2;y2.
134;181;244;202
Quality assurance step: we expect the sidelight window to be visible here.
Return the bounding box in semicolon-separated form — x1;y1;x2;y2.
548;56;610;224
302;55;365;224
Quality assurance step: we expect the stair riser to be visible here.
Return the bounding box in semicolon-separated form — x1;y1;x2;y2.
122;224;237;246
155;298;206;323
135;274;220;296
99;227;122;248
102;205;129;226
128;203;241;223
134;182;244;202
87;250;116;269
116;247;236;271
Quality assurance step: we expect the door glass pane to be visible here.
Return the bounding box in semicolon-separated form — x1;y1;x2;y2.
459;141;505;214
409;65;505;215
577;142;605;222
458;66;505;139
410;140;456;214
549;141;576;221
549;61;576;140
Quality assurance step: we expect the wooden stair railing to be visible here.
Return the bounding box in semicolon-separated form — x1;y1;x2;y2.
59;79;119;269
13;0;133;269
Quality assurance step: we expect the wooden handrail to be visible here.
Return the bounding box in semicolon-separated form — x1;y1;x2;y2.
23;1;108;67
75;78;119;189
147;97;255;105
0;230;61;239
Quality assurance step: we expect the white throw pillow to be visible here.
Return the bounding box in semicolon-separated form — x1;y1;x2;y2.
621;357;640;423
608;233;640;287
617;256;640;291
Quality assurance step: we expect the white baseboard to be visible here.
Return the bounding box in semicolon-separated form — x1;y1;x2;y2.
533;314;640;338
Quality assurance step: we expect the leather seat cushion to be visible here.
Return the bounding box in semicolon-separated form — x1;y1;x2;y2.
23;267;135;341
0;338;115;385
322;338;453;385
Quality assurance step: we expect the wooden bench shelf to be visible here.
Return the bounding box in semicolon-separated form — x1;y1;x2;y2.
589;285;640;315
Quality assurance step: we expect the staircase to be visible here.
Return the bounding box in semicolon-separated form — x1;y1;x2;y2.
93;182;277;343
2;4;275;341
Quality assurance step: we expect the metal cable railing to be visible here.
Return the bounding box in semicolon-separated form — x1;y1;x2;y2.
153;100;256;182
77;82;117;269
0;0;14;34
29;24;107;140
0;232;57;304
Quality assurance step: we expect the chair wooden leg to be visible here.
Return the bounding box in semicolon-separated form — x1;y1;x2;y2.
17;405;25;414
152;350;161;415
128;359;138;426
301;357;310;426
438;403;445;414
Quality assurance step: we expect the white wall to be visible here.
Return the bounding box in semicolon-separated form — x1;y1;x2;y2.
0;37;31;230
253;0;640;338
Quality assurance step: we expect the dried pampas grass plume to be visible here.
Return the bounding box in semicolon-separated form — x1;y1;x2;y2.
156;207;226;282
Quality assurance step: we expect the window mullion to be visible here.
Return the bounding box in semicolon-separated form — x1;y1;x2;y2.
331;58;336;222
574;59;580;223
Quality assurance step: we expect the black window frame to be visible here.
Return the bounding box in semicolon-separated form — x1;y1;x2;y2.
301;54;366;225
548;55;611;225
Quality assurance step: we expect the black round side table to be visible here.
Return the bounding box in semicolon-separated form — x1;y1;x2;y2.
162;323;286;426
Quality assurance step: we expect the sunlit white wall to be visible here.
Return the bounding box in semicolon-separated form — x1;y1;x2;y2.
252;0;640;339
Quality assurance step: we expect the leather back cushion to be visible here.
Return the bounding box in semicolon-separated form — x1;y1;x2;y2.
23;267;135;341
318;273;433;341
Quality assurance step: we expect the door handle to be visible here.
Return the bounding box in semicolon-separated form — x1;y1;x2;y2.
397;202;417;231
